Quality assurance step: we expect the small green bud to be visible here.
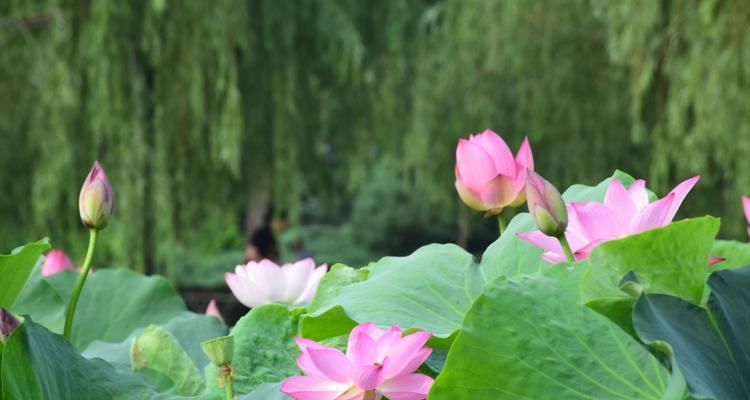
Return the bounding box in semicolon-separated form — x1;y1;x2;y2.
526;170;568;237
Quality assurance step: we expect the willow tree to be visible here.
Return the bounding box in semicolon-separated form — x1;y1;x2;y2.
1;0;748;276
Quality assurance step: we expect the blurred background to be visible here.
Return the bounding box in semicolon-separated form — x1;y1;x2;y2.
2;1;750;306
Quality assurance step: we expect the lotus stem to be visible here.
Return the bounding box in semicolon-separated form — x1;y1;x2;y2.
558;235;575;263
63;229;98;340
497;214;506;236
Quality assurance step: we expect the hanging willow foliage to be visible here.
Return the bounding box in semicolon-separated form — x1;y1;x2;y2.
1;0;748;276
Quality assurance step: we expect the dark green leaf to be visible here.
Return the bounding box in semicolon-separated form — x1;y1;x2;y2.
633;266;750;400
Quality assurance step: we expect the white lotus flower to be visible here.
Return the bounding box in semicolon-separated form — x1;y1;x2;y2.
225;258;327;308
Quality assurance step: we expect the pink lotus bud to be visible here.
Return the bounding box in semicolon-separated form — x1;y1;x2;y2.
79;161;114;230
0;308;20;343
41;249;74;277
454;129;533;215
205;299;224;323
526;171;567;237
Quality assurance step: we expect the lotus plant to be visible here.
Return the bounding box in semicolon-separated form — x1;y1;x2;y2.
281;322;434;400
225;258;327;308
454;129;533;230
41;249;74;277
519;176;699;263
64;161;113;340
743;196;750;238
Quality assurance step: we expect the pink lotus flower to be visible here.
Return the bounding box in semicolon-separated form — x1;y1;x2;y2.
518;176;700;263
281;322;434;400
225;258;327;308
41;249;74;277
205;299;224;322
79;161;114;230
455;129;533;214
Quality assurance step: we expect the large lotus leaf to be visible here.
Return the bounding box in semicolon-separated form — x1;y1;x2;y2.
581;217;720;338
429;266;668;400
205;304;302;396
130;325;205;396
1;316;219;400
1;238;50;309
12;268;210;351
480;170;637;282
633;266;750;400
711;240;750;270
300;244;484;347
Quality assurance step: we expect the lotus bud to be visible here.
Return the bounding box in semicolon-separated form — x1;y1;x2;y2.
0;308;20;343
79;161;114;230
205;299;224;323
41;249;74;277
201;335;234;366
526;170;567;238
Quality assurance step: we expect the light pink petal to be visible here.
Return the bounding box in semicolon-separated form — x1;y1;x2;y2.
280;375;351;400
479;174;518;210
629;194;676;234
514;137;534;171
247;259;286;302
347;332;378;366
41;250;74;277
296;264;328;304
569;202;623;241
604;179;637;227
455;174;487;211
664;176;700;222
225;272;267;308
469;129;516;176
352;364;384;390
541;252;568;264
205;299;224;322
516;231;563;254
349;322;385;343
375;326;402;363
335;388;367;400
307;347;353;383
627;179;649;210
455;139;501;192
378;374;434;400
396;348;432;377
743;196;750;226
381;331;431;379
283;258;315;303
572;239;607;261
295;337;334;377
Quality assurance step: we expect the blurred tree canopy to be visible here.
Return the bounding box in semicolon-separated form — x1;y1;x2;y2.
1;0;749;275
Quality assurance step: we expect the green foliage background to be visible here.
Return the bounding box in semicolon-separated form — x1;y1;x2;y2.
2;0;749;276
